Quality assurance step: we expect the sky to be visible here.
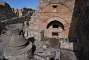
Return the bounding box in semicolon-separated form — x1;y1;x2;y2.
2;0;39;10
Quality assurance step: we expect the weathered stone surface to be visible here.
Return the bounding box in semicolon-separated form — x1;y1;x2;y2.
28;0;75;40
0;24;32;60
0;0;78;60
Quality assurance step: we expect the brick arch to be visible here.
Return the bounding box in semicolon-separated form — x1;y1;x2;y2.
46;20;64;30
46;17;67;29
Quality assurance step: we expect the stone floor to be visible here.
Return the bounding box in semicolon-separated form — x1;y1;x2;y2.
0;24;77;60
0;33;77;60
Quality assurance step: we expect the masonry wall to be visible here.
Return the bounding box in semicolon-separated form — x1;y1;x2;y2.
30;0;75;39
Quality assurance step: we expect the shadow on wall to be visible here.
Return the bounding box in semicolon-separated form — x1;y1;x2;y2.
68;0;89;60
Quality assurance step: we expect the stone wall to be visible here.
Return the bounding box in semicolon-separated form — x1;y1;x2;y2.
28;0;75;39
23;0;76;51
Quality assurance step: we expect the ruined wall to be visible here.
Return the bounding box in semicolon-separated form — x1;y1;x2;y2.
29;0;75;39
12;8;35;17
